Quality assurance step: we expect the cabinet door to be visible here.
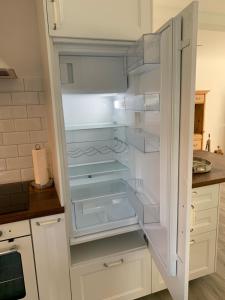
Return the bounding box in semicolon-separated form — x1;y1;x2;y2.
46;0;152;40
31;214;71;300
192;184;219;211
70;249;151;300
151;260;167;294
190;207;218;236
135;3;198;300
189;231;216;280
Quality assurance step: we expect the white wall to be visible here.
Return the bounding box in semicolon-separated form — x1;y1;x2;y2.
0;0;42;78
0;0;50;184
196;30;225;151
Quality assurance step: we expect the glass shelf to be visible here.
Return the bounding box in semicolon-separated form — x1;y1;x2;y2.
127;33;160;75
126;127;160;153
65;123;126;131
124;93;160;112
69;160;128;179
71;180;127;203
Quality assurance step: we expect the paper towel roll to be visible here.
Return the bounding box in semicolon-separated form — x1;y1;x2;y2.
32;145;49;186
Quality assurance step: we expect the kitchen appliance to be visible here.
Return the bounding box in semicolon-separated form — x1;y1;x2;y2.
0;221;38;300
53;2;198;299
0;181;30;215
0;57;17;79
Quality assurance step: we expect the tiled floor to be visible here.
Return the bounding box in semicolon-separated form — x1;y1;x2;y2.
138;183;225;300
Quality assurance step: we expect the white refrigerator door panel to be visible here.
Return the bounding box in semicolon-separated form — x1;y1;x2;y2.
139;2;198;300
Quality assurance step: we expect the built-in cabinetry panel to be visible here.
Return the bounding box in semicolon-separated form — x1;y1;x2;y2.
31;214;71;300
70;231;151;300
46;0;152;40
152;184;219;293
189;231;217;281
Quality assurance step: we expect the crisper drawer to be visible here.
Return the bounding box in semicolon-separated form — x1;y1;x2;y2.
70;249;151;300
190;207;218;236
192;184;219;211
189;231;217;281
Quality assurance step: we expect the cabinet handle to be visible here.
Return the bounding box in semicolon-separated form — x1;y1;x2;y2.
192;191;198;196
36;218;61;226
103;259;124;268
0;245;18;256
190;228;194;232
191;204;195;209
190;240;195;245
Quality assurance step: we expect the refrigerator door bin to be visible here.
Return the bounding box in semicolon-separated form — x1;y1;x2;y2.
125;93;160;112
126;127;160;153
127;34;160;75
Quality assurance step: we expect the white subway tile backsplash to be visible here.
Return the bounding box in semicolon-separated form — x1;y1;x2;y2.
0;120;15;132
0;79;24;93
14;118;41;131
12;92;39;105
6;156;33;170
3;132;30;145
18;143;39;156
41;118;47;129
11;106;27;119
30;130;48;143
0;145;18;158
0;159;6;171
24;78;43;92
21;168;34;181
0;107;12;119
27;105;46;117
0;93;11;106
0;77;50;184
38;92;46;104
0;170;21;184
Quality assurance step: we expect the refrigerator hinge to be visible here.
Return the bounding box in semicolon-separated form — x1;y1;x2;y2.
179;39;190;50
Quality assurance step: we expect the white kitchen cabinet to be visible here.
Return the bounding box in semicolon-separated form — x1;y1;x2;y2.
192;184;219;211
189;231;217;280
31;214;71;300
70;232;151;300
151;260;167;293
190;206;218;236
46;0;152;40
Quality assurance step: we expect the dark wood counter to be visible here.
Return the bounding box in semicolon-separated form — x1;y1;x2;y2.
0;186;64;225
193;151;225;188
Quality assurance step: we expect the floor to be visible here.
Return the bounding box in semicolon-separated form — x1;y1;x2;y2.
139;184;225;300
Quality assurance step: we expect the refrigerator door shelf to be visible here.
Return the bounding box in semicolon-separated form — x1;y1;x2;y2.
126;127;160;153
127;33;160;75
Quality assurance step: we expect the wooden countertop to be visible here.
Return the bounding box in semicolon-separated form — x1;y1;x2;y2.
193;151;225;188
0;186;64;225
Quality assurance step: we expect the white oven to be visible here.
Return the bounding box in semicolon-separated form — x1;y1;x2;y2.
0;220;38;300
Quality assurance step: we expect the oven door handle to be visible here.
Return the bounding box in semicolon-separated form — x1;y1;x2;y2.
0;245;18;256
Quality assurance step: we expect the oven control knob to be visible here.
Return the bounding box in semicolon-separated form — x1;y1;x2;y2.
0;231;3;237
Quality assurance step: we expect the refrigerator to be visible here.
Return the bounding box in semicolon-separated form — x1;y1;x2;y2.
54;2;198;299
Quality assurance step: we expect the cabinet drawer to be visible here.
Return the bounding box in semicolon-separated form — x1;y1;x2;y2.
70;249;151;300
189;231;216;280
0;220;30;241
192;185;219;211
190;207;218;236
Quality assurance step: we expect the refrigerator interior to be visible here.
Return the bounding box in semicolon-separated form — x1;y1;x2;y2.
60;34;161;239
